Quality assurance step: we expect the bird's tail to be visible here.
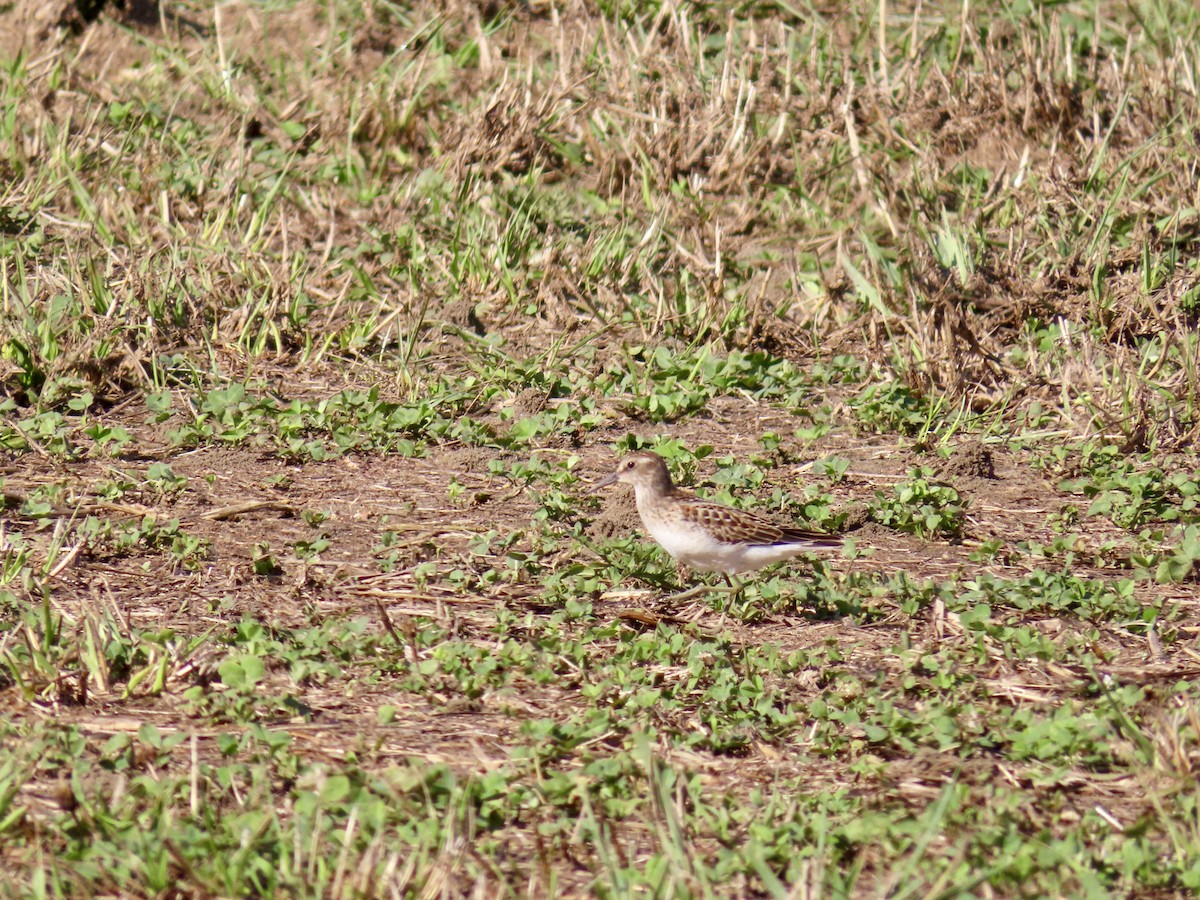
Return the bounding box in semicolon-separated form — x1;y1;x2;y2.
777;527;842;549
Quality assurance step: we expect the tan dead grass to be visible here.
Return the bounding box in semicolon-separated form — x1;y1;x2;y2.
6;0;1200;892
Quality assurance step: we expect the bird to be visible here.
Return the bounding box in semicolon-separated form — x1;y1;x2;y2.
590;450;841;599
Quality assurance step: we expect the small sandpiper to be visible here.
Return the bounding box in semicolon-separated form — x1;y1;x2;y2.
590;450;841;598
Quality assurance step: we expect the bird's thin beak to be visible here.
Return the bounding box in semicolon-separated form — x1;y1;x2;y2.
588;471;619;493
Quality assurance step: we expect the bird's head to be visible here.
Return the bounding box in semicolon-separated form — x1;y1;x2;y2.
589;451;673;493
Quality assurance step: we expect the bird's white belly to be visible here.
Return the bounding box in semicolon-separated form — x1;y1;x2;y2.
643;518;806;574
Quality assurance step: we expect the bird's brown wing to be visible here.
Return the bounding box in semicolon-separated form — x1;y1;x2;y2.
681;499;836;546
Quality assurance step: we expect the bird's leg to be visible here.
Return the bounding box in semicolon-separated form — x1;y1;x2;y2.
661;583;717;603
662;573;741;604
715;574;745;605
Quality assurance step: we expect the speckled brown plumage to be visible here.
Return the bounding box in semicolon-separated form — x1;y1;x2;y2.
591;450;841;575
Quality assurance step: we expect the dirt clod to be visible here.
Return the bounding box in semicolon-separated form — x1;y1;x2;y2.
940;441;996;480
588;488;642;541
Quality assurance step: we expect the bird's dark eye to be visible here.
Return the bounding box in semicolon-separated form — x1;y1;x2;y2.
624;460;636;469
